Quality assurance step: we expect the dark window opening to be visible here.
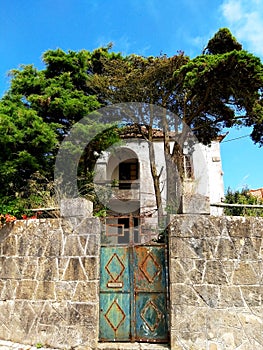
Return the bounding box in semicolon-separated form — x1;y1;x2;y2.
117;216;140;244
117;218;130;244
119;159;139;189
184;155;193;179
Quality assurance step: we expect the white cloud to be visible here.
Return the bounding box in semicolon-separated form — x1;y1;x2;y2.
222;1;243;23
236;174;250;191
221;0;263;58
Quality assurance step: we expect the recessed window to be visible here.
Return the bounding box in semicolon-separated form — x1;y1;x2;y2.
119;159;139;189
183;155;193;179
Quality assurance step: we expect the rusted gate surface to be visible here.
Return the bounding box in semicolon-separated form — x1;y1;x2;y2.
99;217;168;342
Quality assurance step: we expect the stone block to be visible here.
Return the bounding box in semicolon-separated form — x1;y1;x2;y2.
214;237;237;260
43;324;97;350
37;258;59;281
238;312;263;344
209;343;218;350
180;193;210;214
251;217;263;237
17;235;30;256
18;234;47;257
170;330;208;350
1;280;18;300
63;235;85;256
240;286;263;306
36;281;55;300
233;262;258;285
203;260;228;285
68;302;98;327
62;258;87;281
16;280;37;299
218;286;244;308
170;259;188;283
0;222;15;244
18;301;39;334
60;198;93;218
170;237;200;259
45;231;63;256
1;235;17;256
74;217;101;236
35;323;61;348
170;283;206;307
226;217;252;238
0;257;21;279
81;257;99;280
81;234;101;256
193;284;220;308
39;301;68;325
19;257;38;279
55;281;76;301
170;258;205;285
73;281;98;302
170;215;224;238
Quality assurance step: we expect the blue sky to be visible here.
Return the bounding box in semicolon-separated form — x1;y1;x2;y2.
0;0;262;192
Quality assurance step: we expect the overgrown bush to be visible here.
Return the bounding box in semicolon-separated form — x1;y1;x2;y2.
224;187;263;217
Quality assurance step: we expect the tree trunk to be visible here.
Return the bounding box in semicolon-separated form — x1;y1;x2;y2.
147;126;164;222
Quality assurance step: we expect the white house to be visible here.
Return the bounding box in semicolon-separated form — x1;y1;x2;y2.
94;126;225;225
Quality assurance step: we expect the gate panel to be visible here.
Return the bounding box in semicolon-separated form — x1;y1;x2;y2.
99;293;131;341
135;293;167;340
99;247;130;341
133;245;166;292
133;245;168;342
99;245;168;342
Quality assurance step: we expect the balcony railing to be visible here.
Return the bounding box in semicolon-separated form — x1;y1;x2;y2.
95;180;140;201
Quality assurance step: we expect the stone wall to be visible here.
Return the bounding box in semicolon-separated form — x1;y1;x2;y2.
169;215;263;350
0;212;262;350
0;214;101;350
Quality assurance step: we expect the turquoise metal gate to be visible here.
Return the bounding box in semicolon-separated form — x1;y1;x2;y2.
99;243;168;342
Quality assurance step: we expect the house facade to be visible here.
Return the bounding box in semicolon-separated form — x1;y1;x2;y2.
94;128;225;221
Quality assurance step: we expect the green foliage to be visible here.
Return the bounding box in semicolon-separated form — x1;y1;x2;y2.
203;28;242;54
89;29;263;214
0;198;26;217
1;29;263;215
91;30;263;148
0;96;59;198
175;49;263;145
224;188;263;217
0;47;121;211
0;172;59;218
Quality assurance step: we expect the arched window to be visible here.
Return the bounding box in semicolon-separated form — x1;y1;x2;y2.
107;147;139;190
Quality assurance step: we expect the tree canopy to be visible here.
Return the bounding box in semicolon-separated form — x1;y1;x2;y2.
0;47;120;214
90;28;263;148
89;28;263;213
0;28;262;216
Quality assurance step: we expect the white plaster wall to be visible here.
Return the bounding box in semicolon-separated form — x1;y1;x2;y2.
207;141;225;215
94;139;167;216
190;141;224;215
189;143;210;198
94;138;225;216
